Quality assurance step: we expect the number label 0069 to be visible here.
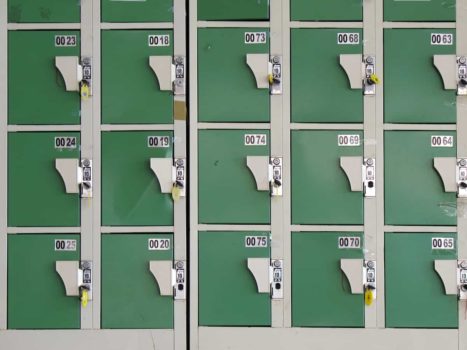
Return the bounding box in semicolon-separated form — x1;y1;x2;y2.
245;236;268;248
338;134;360;146
338;236;361;249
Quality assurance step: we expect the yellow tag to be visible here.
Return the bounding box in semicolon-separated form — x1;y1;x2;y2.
268;74;274;85
365;288;374;306
369;74;380;85
172;185;181;201
80;83;90;100
81;289;89;308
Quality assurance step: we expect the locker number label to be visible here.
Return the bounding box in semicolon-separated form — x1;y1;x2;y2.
431;33;453;45
432;237;455;250
338;134;360;146
245;236;268;248
148;136;170;148
55;239;77;251
55;35;77;47
244;32;267;44
244;134;267;146
148;238;171;250
338;236;361;249
148;34;170;47
55;136;77;149
431;135;454;147
337;33;360;45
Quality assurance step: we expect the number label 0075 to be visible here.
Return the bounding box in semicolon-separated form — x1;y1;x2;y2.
245;236;268;248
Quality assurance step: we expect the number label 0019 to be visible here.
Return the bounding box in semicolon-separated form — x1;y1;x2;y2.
147;136;170;148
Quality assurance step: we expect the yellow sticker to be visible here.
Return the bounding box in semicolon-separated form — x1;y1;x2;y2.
365;288;374;306
81;289;89;308
172;185;181;201
80;83;90;100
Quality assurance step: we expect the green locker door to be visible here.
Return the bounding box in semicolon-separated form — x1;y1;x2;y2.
8;0;80;23
8;31;81;125
292;131;364;225
8;132;81;227
102;30;173;124
199;231;271;326
8;234;80;329
102;234;174;329
198;0;269;21
292;232;364;327
292;29;363;123
384;0;455;22
291;0;362;21
101;0;173;22
199;130;270;224
384;29;456;124
102;131;173;226
198;28;270;122
385;131;456;226
385;233;458;328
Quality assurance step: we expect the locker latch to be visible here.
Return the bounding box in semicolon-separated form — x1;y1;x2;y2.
172;158;186;200
458;260;467;300
457;159;467;197
269;157;283;196
80;56;92;100
363;56;378;95
173;261;186;300
270;259;283;299
269;56;282;95
78;260;93;307
363;158;376;197
79;159;92;198
364;260;376;304
173;56;185;95
457;57;467;95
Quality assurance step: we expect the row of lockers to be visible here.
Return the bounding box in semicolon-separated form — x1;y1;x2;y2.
5;232;458;329
6;29;459;124
6;0;458;22
7;130;459;227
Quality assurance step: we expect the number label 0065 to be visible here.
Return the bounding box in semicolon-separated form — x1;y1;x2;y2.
432;237;455;250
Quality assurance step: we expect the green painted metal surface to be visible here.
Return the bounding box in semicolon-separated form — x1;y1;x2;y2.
102;30;173;124
384;0;455;22
292;232;364;327
101;0;173;22
198;28;270;122
102;131;173;226
385;131;456;226
101;234;174;329
8;31;81;125
384;29;456;124
291;0;362;21
385;233;458;328
199;231;271;326
8;0;80;23
292;131;364;225
8;132;80;227
8;234;80;329
292;29;363;123
198;0;269;20
198;130;270;224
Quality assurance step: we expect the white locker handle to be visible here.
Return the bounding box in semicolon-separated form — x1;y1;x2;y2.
150;158;173;193
55;158;79;194
149;56;174;91
340;156;363;192
433;55;457;90
433;157;457;193
434;260;458;295
340;259;364;294
247;258;270;294
339;54;363;89
149;261;174;296
246;53;269;89
56;261;80;296
55;56;81;92
246;156;270;191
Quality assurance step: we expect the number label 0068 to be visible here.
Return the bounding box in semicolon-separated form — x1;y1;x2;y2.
337;33;360;45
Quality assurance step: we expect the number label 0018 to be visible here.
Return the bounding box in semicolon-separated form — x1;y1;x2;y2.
148;34;170;47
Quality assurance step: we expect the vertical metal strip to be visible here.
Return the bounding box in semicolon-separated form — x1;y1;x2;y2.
80;0;94;329
363;0;378;328
0;0;8;330
457;0;467;348
173;1;187;349
270;0;284;328
282;0;292;329
189;0;200;349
